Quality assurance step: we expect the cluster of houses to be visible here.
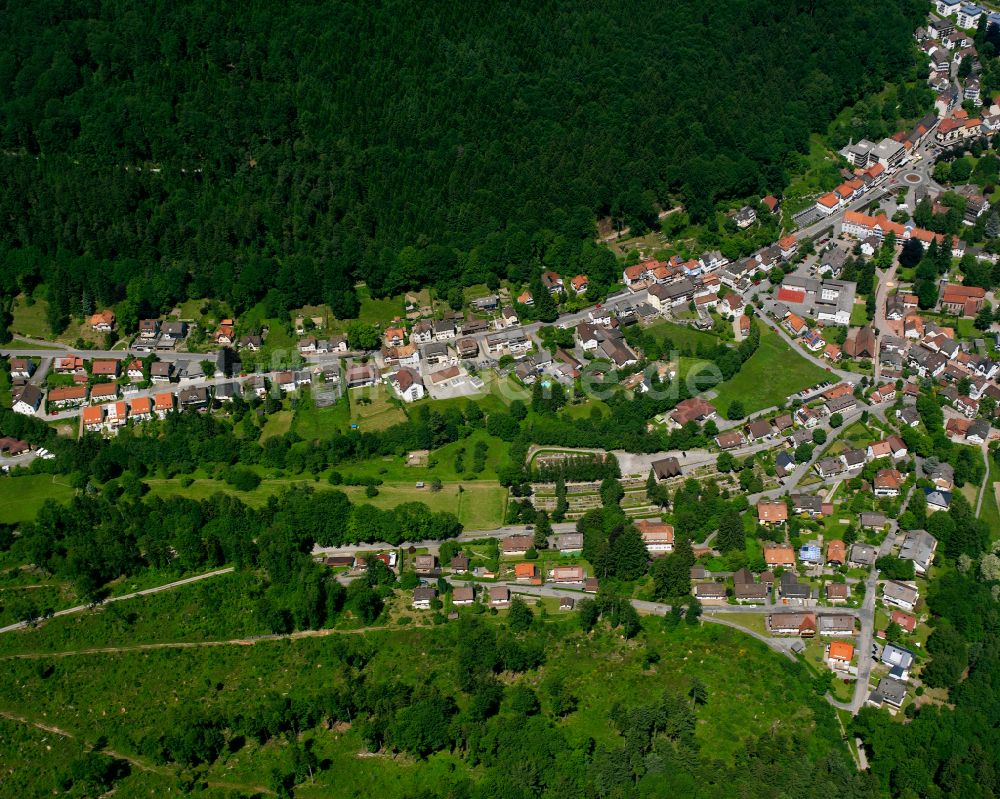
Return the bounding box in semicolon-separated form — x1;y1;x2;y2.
9;348;337;431
131;319;189;351
918;11;998;119
623;231;799;305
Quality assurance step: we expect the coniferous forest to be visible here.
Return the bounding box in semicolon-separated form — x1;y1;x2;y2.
0;0;925;328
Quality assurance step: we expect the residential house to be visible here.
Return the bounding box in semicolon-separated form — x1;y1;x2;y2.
882;581;919;612
82;405;104;431
432;320;456;341
540;271;563;295
124;359;144;381
859;512;887;530
891;610;917;634
635;519;674;555
178;386;209;410
792;494;831;518
874;468;903;497
451;555;470;573
798;543;822;565
501;535;533;557
967;419;990;444
452;586;475;606
138;318;159;339
881;643;915;678
555;533;584;553
91;359;121;378
815;457;845;479
868;677;908;711
511;562;537;582
383;327;407;347
827;540;847;566
410;321;433;345
828;641;854;670
763;544;795;567
55;356;85;374
89;309;115;332
549;566;586;583
12;385;42;415
928;462;955;490
869;384;896;404
390;367;425;402
826;582;850;603
238;334;263;351
720;293;745;316
734;205;757;228
345;364;379;388
213;319;235;346
412;587;436;609
767;612;817;637
899;530;937;575
734;581;770;603
153;392;175;417
716;430;745;449
129;396;153;421
328;335;348;353
89;383;118;404
570;275;588;294
8;359;34;380
48;386;88;408
775;451;796;477
669;397;716;427
489;586;510;607
414;554;436;574
819;614;856;636
925;487;952;512
693;582;727;605
457;337;479;359
106;400;128;429
745;419;773;442
150;362;173;383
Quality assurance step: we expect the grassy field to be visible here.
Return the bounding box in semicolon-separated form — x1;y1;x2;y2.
355;284;405;326
293;395;351;439
849;303;869;326
349;385;407;431
144;475;508;529
645;320;720;351
340;482;507;529
710;326;830;416
260;408;293;439
0;611;842;797
0;474;77;524
10;295;52;339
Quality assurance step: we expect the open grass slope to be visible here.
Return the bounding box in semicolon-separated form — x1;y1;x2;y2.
349;385;408;431
710;326;829;416
143;476;507;530
645;320;721;351
0;613;841;797
0;474;77;524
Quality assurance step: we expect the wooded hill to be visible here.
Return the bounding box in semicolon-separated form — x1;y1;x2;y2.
0;0;924;327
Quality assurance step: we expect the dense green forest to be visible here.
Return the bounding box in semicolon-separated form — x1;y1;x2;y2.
0;0;924;329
